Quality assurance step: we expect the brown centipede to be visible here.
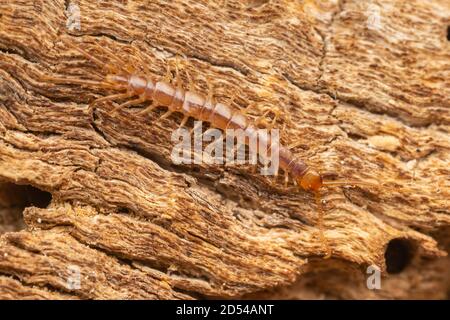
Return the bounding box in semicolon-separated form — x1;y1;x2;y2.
44;37;376;258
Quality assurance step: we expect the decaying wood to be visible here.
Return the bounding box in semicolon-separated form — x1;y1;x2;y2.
0;0;449;299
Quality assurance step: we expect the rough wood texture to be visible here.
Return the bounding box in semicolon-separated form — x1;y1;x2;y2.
0;0;449;299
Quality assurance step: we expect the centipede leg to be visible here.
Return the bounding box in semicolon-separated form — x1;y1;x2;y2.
205;77;215;103
112;94;147;114
254;109;270;127
163;63;173;83
284;171;289;187
184;64;195;92
174;55;183;89
178;116;189;128
170;56;186;123
160;109;173;120
227;92;236;108
101;44;135;74
244;102;256;114
287;140;302;150
257;107;279;130
269;162;279;184
268;110;279;130
89;92;135;114
137;100;158;116
263;166;276;187
190;120;203;135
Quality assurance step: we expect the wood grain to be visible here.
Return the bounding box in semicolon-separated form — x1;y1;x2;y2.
0;0;449;299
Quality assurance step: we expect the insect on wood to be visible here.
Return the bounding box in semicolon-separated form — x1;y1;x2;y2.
43;36;377;258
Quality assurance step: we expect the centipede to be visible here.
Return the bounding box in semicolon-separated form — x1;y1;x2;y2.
44;37;376;258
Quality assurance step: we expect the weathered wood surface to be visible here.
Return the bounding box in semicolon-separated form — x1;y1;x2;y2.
0;0;449;299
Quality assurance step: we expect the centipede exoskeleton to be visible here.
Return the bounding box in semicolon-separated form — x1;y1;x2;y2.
44;37;376;258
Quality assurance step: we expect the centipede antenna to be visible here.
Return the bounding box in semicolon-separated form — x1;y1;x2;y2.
60;37;110;71
314;191;332;259
100;44;134;74
322;180;378;188
40;74;114;88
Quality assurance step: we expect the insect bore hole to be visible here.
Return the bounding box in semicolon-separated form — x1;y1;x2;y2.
447;26;450;41
384;238;415;274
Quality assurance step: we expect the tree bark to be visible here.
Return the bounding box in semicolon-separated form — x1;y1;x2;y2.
0;0;449;299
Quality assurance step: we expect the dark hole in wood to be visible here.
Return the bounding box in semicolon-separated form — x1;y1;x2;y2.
384;238;414;274
447;26;450;41
1;183;52;208
0;183;52;233
26;186;52;208
117;207;130;214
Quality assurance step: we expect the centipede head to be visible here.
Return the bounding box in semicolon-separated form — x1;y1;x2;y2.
299;170;323;192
